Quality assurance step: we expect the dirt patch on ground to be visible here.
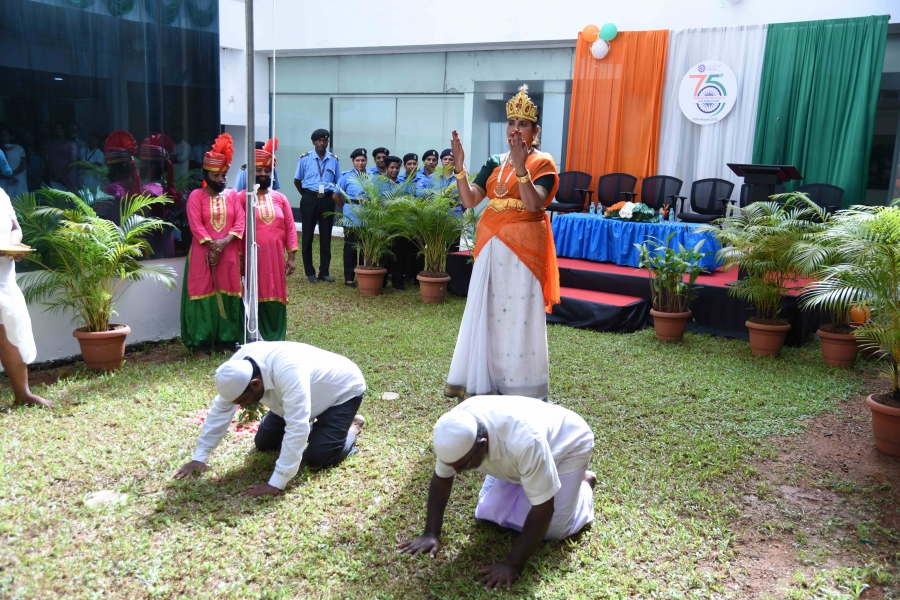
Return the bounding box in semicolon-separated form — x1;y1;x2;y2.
10;341;188;388
727;378;900;598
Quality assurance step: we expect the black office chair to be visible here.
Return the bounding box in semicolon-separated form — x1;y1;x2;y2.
596;172;637;209
795;183;844;214
546;171;593;215
738;183;787;208
675;178;735;224
623;175;682;211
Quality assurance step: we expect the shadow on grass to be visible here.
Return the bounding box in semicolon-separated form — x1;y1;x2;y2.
316;454;590;599
146;448;332;528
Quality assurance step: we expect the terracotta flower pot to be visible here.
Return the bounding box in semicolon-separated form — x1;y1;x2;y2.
72;324;131;371
817;328;859;368
745;319;791;357
866;394;900;456
649;309;691;342
354;267;387;297
417;274;451;304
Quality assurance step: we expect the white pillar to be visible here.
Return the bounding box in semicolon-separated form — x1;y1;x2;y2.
541;80;567;172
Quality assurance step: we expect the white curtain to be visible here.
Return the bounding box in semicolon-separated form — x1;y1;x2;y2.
658;25;768;207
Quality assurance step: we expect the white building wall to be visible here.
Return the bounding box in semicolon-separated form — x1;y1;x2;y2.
19;258;183;365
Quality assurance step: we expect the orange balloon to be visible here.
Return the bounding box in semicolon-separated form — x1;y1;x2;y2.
850;305;870;324
582;24;600;43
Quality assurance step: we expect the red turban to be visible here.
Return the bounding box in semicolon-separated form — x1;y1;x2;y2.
255;138;278;168
203;133;234;173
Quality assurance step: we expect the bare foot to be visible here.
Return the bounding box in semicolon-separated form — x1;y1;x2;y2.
192;349;210;359
583;470;597;490
15;393;55;408
350;414;365;436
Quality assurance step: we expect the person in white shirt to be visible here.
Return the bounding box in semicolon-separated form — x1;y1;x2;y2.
171;127;192;179
78;132;106;190
0;189;52;407
173;341;366;497
398;396;596;589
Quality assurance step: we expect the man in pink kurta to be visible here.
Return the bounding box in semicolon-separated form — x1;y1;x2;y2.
180;133;246;358
252;139;298;341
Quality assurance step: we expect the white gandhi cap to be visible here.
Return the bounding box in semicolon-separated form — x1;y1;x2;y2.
214;359;254;402
433;409;478;463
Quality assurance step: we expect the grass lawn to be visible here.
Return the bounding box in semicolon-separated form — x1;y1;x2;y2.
1;239;897;599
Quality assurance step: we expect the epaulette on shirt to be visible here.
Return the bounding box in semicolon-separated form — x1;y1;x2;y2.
240;164;247;170
299;152;309;158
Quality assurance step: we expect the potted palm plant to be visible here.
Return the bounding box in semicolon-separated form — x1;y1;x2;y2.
333;173;405;296
786;200;859;367
635;233;706;342
706;196;820;357
14;189;177;370
800;201;900;455
395;192;465;304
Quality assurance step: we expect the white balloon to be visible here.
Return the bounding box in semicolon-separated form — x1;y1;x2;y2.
591;40;609;59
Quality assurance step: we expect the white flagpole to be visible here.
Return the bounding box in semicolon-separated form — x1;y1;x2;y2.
243;0;259;343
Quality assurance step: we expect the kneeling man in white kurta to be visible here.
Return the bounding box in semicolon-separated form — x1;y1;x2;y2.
398;396;596;590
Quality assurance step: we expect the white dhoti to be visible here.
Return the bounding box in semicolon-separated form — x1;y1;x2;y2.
445;237;549;400
0;279;36;364
475;466;595;541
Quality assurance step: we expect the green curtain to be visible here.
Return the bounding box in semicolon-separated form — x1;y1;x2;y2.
752;16;888;207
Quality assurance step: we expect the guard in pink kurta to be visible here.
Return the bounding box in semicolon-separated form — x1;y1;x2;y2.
256;191;298;304
252;139;298;341
179;133;246;356
185;187;245;300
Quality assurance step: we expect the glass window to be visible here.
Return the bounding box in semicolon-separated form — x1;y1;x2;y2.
0;0;219;258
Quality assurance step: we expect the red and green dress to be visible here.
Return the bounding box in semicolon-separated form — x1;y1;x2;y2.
180;188;246;351
254;190;298;341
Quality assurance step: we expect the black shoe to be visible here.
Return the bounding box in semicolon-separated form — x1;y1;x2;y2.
307;275;318;283
320;275;335;283
345;281;357;288
393;283;406;291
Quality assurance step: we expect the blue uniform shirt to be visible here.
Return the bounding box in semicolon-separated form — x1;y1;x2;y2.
367;166;386;177
234;167;280;192
294;150;341;194
335;170;373;226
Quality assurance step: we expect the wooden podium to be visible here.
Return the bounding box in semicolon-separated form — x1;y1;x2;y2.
727;164;803;206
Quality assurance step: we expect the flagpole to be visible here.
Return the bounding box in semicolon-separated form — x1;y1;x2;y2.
244;0;259;343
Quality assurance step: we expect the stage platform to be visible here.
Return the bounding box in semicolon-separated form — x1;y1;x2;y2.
446;252;821;344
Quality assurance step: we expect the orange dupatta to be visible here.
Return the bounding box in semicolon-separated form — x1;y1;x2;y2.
473;151;561;312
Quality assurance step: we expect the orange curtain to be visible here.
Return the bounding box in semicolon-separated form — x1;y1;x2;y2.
566;30;669;195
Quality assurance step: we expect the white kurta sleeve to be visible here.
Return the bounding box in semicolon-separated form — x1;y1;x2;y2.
192;395;239;463
516;438;562;507
434;459;456;479
267;362;312;490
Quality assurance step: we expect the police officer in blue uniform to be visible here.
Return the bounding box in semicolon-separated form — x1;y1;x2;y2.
333;148;371;287
293;128;340;283
368;147;389;177
235;142;281;191
398;153;418;184
414;149;439;193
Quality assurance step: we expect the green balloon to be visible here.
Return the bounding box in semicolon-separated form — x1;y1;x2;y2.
600;23;618;42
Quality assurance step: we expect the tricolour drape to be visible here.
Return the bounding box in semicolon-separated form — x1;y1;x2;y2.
565;30;669;194
752;16;889;207
658;25;768;202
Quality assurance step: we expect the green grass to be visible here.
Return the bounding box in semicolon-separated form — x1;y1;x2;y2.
0;239;882;598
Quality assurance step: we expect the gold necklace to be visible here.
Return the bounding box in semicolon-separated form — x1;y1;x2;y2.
494;148;533;198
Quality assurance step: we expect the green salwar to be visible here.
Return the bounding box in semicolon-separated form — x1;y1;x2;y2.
258;301;287;341
180;256;245;351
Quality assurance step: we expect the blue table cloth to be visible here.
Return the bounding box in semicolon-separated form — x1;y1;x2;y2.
551;213;722;270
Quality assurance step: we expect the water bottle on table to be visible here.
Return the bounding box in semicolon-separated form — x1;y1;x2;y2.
589;202;595;216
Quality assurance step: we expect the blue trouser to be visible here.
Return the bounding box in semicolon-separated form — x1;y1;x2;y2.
254;395;363;468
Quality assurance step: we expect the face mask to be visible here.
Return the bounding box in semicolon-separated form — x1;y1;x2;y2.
204;175;226;193
255;176;272;190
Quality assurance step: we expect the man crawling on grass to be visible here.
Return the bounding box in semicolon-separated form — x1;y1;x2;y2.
398;396;597;589
173;341;366;497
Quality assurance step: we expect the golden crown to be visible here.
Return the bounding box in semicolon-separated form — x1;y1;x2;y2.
506;85;538;122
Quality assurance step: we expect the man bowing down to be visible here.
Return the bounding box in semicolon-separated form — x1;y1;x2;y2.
398;396;597;589
174;341;366;497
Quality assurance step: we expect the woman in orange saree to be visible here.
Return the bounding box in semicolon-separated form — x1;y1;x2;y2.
444;85;561;401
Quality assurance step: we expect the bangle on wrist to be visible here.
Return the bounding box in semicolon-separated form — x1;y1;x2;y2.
454;169;467;180
516;171;531;183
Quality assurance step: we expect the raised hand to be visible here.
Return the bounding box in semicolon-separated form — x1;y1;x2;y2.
450;130;465;173
508;130;529;175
